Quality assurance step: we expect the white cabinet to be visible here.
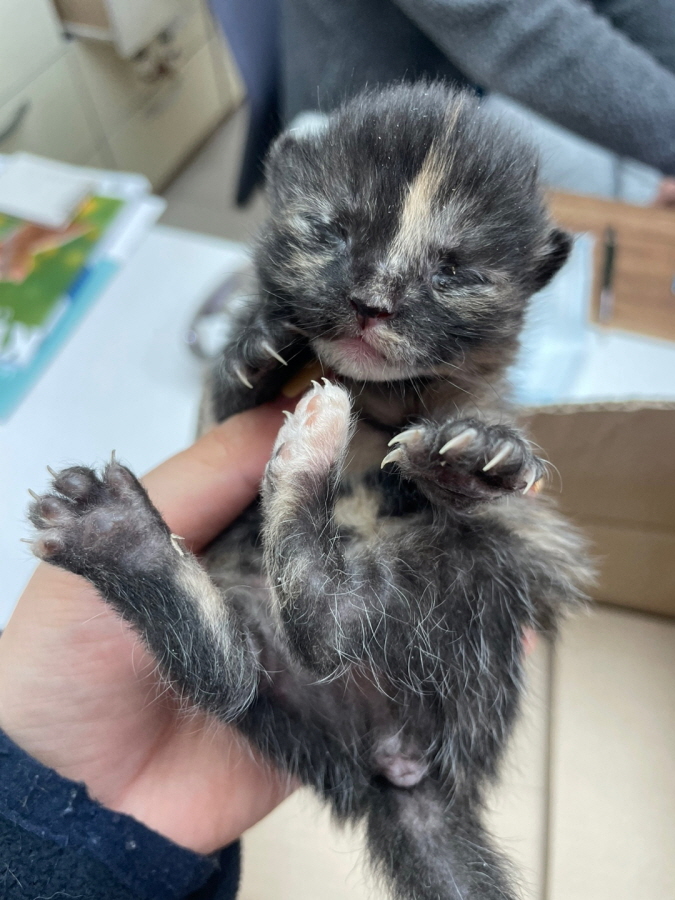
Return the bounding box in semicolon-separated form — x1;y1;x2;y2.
0;0;65;103
54;0;181;58
0;54;99;164
0;0;242;187
69;0;212;134
107;41;225;187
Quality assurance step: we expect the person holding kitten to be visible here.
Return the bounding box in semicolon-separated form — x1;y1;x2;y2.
0;402;543;900
281;0;675;181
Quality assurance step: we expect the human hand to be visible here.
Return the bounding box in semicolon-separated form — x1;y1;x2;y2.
653;177;675;208
0;404;292;855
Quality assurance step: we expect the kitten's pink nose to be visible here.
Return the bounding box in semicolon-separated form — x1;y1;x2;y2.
350;297;393;330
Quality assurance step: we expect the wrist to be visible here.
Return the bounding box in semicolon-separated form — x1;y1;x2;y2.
0;727;229;897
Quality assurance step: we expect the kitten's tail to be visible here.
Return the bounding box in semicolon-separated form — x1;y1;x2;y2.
366;781;517;900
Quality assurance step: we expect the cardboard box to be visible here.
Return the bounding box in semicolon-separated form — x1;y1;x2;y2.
527;195;675;619
527;404;675;618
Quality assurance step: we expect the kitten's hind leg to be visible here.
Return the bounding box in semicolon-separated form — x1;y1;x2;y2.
28;460;258;720
367;782;516;900
385;417;545;510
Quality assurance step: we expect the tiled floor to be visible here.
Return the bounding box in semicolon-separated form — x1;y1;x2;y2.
159;101;674;900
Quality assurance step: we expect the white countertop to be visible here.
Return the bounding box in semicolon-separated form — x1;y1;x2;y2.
3;224;675;625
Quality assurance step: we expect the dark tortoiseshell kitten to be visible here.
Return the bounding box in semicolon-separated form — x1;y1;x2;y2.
29;85;590;899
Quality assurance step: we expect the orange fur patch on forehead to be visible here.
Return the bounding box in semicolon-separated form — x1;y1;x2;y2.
388;99;465;266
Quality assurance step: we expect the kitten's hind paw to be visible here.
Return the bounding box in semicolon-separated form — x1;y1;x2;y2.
384;418;544;508
28;459;175;576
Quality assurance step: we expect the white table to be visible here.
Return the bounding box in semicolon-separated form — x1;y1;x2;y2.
1;226;247;625
3;224;675;625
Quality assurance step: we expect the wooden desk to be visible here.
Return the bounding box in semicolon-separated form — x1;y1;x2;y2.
548;192;675;342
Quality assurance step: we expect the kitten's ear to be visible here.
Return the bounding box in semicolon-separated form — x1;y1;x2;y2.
265;130;319;205
532;227;572;291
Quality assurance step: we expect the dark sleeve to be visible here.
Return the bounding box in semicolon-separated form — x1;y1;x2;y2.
0;729;240;900
391;0;675;174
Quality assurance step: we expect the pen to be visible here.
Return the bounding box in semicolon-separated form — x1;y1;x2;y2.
599;226;616;323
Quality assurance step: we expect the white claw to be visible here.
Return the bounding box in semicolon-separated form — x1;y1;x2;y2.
235;367;253;389
28;489;40;501
170;533;185;557
522;467;539;495
282;409;293;421
381;447;405;469
261;340;288;366
482;442;513;472
46;465;58;478
282;321;311;337
388;428;424;448
439;428;477;456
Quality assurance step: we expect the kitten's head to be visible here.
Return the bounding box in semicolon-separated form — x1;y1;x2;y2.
256;83;570;383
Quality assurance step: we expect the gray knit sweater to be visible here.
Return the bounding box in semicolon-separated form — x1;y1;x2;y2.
280;0;675;175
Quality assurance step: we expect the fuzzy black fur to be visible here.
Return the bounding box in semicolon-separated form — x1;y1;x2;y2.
30;84;591;900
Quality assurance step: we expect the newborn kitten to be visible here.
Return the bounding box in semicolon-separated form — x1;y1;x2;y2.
29;84;590;900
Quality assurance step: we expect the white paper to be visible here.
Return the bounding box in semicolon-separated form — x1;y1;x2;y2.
510;234;595;405
0;153;96;228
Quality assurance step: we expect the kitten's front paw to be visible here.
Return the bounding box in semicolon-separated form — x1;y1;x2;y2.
221;318;299;395
28;459;177;576
265;379;353;487
383;418;544;506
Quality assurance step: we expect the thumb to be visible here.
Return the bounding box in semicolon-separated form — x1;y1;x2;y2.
142;403;286;552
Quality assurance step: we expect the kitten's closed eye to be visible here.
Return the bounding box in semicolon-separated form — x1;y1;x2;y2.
431;262;459;292
431;257;491;292
305;215;349;248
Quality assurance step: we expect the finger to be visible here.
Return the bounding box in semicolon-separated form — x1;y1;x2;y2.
653;177;675;208
4;403;289;639
523;627;538;657
142;403;286;552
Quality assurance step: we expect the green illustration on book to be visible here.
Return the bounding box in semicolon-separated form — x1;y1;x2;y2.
0;196;123;369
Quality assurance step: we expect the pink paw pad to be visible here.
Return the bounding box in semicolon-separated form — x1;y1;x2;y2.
272;380;353;474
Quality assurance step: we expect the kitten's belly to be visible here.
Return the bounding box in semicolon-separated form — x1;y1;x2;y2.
336;419;428;545
344;419;391;473
204;418;423;589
